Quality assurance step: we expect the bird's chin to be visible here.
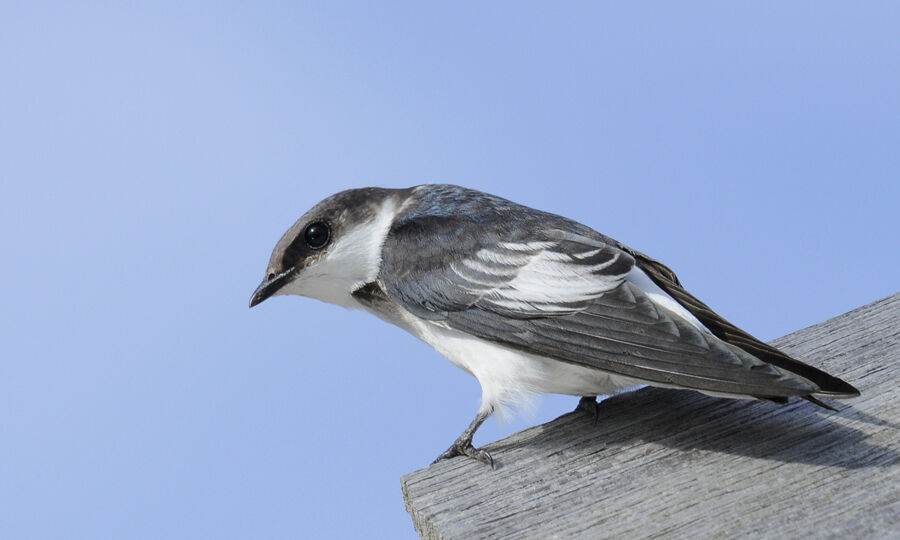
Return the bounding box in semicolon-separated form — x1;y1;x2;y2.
249;269;295;308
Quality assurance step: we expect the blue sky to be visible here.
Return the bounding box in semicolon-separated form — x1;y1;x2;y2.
1;3;897;538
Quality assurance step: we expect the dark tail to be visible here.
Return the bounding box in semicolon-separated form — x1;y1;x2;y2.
629;251;861;400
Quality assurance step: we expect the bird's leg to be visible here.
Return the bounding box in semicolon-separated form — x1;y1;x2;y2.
576;395;601;424
433;407;494;469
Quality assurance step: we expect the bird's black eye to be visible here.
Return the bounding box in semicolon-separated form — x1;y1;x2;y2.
304;221;331;249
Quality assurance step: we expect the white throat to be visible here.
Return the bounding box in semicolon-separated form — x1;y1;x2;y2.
278;197;399;309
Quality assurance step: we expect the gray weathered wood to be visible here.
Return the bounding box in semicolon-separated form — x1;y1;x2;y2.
402;293;900;539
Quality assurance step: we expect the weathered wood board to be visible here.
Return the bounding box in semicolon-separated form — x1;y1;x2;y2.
402;293;900;539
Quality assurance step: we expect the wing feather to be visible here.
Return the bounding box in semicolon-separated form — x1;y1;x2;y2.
620;247;860;397
381;215;633;319
444;282;815;396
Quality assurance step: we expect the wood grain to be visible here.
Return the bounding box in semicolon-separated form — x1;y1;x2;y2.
402;293;900;539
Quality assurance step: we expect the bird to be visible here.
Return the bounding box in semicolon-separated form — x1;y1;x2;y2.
249;184;859;468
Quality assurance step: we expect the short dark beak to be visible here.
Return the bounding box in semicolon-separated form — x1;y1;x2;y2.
249;269;293;308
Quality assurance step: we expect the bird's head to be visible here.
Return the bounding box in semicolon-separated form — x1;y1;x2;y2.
250;187;406;310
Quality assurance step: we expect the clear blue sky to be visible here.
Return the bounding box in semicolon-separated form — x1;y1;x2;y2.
1;3;897;538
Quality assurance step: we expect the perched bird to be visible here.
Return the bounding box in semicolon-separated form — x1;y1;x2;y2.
250;184;859;467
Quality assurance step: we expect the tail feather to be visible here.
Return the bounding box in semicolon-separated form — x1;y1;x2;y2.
627;250;861;399
802;395;839;411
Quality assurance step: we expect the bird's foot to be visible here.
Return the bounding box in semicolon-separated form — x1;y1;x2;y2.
576;395;601;424
433;407;494;469
433;437;494;469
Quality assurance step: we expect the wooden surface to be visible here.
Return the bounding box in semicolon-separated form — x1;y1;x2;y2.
401;293;900;539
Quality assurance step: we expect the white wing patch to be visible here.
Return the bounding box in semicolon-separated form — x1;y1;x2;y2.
452;240;632;315
625;266;711;333
498;241;555;252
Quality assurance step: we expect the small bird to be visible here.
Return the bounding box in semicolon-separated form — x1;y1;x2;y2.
250;184;859;468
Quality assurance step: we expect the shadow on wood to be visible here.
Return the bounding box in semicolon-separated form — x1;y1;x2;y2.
402;293;900;539
491;388;897;471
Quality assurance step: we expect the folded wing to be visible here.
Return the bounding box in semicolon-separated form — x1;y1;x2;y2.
380;211;824;398
381;215;633;319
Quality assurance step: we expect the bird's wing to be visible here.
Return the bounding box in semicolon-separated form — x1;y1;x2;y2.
379;215;634;320
622;247;859;397
380;215;818;397
445;282;816;397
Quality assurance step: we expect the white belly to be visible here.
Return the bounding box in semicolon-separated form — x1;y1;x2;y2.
403;315;646;417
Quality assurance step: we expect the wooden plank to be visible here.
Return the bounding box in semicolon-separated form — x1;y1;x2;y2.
401;293;900;539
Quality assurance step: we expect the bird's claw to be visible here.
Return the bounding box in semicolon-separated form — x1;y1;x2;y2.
576;396;601;424
433;440;494;469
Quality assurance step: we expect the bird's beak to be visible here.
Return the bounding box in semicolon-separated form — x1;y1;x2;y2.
249;268;294;308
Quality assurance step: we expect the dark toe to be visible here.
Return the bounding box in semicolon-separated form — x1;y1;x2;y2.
460;444;494;469
576;396;601;424
433;442;494;469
